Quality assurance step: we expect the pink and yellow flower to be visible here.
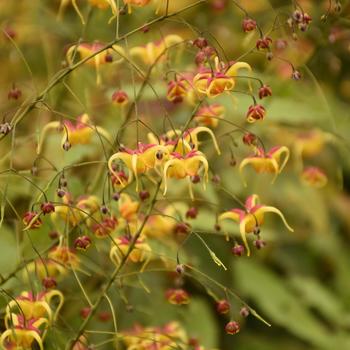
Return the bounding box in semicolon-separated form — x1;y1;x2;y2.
66;42;124;83
194;103;225;128
0;315;48;350
5;290;64;324
130;34;183;66
219;194;294;256
108;143;169;191
193;57;251;98
37;113;111;154
163;150;209;199
301;166;328;188
239;146;290;186
109;235;151;266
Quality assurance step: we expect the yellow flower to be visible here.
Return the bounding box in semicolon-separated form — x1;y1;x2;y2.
59;0;118;24
118;193;140;222
239;146;290;186
219;194;294;256
36;113;111;154
5;290;64;324
301;166;328;188
130;34;183;66
108;143;169;191
163;150;209;199
194;103;225;128
193;56;251;98
66;42;125;83
109;235;151;265
0;314;48;350
123;0;152;13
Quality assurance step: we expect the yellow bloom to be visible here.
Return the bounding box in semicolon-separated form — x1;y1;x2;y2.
66;42;124;83
194;103;225;128
118;193;140;222
130;34;183;66
36;113;111;154
0;314;48;350
163;150;209;199
59;0;118;24
219;194;294;256
193;56;251;98
301;166;328;188
5;290;64;324
108;143;169;191
123;0;152;13
109;235;151;266
239;146;290;186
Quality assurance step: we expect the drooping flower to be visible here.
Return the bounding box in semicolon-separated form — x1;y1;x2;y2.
219;194;294;256
36;113;111;154
123;0;152;13
130;34;183;66
301;166;328;188
0;314;48;350
194;103;225;128
108;143;170;191
239;146;290;186
193;56;251;98
58;0;118;24
246;104;266;123
163;150;209;199
5;290;64;324
109;235;151;266
165;288;190;305
66;42;125;83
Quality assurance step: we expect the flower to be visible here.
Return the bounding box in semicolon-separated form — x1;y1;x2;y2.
108;143;170;191
256;37;273;50
123;0;151;13
5;290;64;323
242;18;257;32
109;235;151;265
193;56;251;98
66;42;124;83
219;194;294;256
258;85;272;99
130;34;183;65
112;90;129;106
23;211;42;229
239;146;290;186
165;289;190;305
246;104;266;123
301;167;328;188
92;216;118;237
163;150;209;199
225;321;240;335
0;314;48;350
36;113;111;154
59;0;118;24
166;78;191;103
194;103;225;128
216;300;230;314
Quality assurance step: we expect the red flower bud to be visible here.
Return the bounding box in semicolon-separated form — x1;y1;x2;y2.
256;37;272;50
165;288;190;305
23;211;42;229
74;236;92;251
139;190;150;201
258;85;272;99
186;207;198;219
225;321;240;335
242;133;257;146
112;90;129;106
41;201;55;215
246;104;266;123
80;307;91;319
42;276;57;289
232;244;245;256
242;18;257;32
193;37;208;49
216;299;231;314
